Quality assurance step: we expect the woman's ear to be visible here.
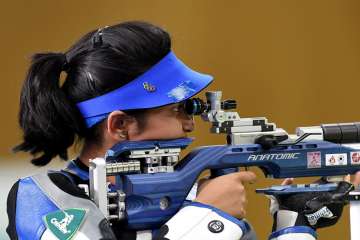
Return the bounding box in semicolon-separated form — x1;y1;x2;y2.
106;111;133;141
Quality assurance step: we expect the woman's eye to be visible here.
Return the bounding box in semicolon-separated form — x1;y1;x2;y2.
173;104;184;113
173;103;185;114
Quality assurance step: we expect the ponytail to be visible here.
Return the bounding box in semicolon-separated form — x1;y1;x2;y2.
14;21;172;166
14;53;83;166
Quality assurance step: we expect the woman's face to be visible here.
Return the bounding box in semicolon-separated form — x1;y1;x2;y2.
128;103;194;141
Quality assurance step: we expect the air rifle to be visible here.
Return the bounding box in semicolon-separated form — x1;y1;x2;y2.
89;91;360;237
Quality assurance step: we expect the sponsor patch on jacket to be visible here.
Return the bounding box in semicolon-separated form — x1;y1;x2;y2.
43;208;87;240
305;206;335;226
325;153;347;166
208;220;224;233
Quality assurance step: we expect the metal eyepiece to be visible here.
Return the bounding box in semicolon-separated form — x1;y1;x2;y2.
183;98;209;115
183;93;237;116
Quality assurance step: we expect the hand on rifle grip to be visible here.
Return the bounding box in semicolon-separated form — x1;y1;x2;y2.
195;171;256;219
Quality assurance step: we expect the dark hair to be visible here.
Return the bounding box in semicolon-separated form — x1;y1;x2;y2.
14;21;171;166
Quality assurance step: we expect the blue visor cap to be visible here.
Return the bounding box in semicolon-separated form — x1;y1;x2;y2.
77;51;213;127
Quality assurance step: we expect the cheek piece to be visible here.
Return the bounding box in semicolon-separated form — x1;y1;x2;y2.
76;51;213;128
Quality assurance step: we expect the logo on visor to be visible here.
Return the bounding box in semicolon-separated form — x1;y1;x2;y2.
167;81;197;101
143;82;156;92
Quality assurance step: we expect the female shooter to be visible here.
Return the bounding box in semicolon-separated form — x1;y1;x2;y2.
7;21;358;240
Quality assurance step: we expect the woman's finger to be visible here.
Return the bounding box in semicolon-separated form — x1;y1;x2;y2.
344;174;351;183
235;171;257;184
281;178;294;186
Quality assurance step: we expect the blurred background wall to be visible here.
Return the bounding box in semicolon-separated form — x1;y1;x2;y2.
1;0;360;239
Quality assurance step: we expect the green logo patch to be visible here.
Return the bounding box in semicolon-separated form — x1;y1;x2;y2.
43;208;86;240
